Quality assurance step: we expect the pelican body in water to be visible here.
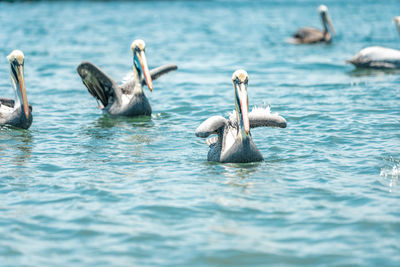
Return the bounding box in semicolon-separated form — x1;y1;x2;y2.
0;50;32;129
347;17;400;69
291;5;336;44
77;39;177;116
195;70;287;163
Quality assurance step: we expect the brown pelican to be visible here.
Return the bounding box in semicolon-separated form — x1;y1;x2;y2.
347;17;400;69
0;50;32;129
195;70;287;163
77;39;177;116
291;5;336;44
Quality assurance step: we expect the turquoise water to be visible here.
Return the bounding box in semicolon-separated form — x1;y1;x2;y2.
1;0;400;266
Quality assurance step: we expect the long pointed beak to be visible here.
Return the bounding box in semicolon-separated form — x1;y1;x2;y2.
239;83;250;135
394;18;400;34
15;64;29;119
138;50;153;92
327;15;336;36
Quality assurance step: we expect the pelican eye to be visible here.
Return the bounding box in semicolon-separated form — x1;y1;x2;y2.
11;59;21;72
10;62;18;80
12;58;20;66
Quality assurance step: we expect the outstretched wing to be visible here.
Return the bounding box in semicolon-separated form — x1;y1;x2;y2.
249;107;287;128
77;61;121;108
195;116;227;138
120;64;178;94
142;64;178;86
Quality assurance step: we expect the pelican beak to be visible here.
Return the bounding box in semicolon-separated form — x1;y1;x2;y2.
135;50;153;92
239;83;250;135
393;17;400;34
326;15;336;36
10;59;29;119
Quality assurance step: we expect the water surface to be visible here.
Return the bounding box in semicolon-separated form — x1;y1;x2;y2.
1;0;400;266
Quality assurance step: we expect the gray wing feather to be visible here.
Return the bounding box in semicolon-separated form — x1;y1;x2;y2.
77;61;121;107
0;98;15;108
142;64;178;86
195;116;227;138
120;79;135;95
206;136;219;146
120;64;178;94
249;107;287;128
292;27;325;44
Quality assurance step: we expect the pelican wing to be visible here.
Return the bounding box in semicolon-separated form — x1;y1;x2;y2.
120;64;178;94
0;98;15;108
205;136;219;146
292;27;324;44
0;98;14;123
142;64;178;86
195;116;227;138
77;61;121;107
249;107;287;128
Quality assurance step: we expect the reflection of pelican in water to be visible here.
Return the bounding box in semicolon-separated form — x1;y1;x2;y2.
0;129;33;166
221;161;261;181
0;50;32;129
196;70;287;163
92;113;153;129
348;67;400;77
81;114;154;145
81;114;155;162
347;17;400;69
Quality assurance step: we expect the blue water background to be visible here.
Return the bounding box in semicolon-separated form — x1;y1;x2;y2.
0;0;400;266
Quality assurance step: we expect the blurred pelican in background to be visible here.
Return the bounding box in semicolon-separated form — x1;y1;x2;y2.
290;5;336;44
347;17;400;69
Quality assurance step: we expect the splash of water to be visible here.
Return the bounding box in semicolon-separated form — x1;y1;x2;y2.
380;159;400;190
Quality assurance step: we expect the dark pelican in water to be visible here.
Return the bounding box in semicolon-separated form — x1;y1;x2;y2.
0;50;32;129
77;39;177;116
347;17;400;69
291;5;336;44
195;70;287;163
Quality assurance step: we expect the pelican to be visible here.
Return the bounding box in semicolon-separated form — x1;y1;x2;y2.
347;17;400;69
291;5;336;44
77;39;177;116
195;70;287;163
0;50;32;129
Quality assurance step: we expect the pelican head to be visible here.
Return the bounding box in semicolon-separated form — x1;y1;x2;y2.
318;5;336;36
131;39;153;92
7;50;29;119
393;16;400;36
232;69;250;137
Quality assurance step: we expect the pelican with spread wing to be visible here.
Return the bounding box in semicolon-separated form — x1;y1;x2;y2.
77;39;177;116
195;70;287;163
0;50;32;129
